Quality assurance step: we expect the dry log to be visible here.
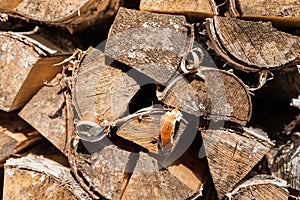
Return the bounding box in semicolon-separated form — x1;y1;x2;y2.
206;16;300;72
225;175;289;200
266;132;300;191
3;155;91;200
0;0;122;32
74;48;140;125
0;111;41;166
156;67;252;125
226;0;300;28
201;127;274;199
140;0;218;19
19;77;68;154
105;7;194;85
0;31;71;111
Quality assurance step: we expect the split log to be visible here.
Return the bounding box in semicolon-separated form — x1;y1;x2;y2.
266;132;300;191
206;16;300;72
201;126;274;199
0;0;122;32
19;77;68;154
0;31;71;111
225;175;289;200
0;111;41;166
3;155;91;200
105;7;194;85
140;0;218;19
226;0;300;28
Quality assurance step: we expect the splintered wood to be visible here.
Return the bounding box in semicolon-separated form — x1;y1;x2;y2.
227;0;300;27
0;0;122;32
140;0;218;19
206;16;300;72
0;31;70;111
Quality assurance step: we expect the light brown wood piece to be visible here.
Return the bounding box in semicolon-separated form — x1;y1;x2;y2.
206;16;300;72
201;127;274;199
190;68;252;125
0;111;40;165
75;143;132;199
266;132;300;191
105;7;193;85
74;48;140;122
19;80;68;154
0;31;71;111
121;152;196;200
227;0;300;28
225;175;289;200
140;0;218;19
3;155;92;200
0;0;122;32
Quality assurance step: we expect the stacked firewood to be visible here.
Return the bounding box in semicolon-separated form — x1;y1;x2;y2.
0;0;299;199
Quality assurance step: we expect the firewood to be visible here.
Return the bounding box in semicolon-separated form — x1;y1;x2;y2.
105;7;194;85
140;0;218;19
225;175;289;200
121;152;197;200
206;16;300;72
266;132;300;191
3;155;91;200
226;0;300;28
0;0;122;32
201;127;274;199
0;31;72;111
0;111;41;166
19;77;68;154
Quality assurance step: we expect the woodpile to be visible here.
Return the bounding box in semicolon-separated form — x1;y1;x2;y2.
0;0;299;199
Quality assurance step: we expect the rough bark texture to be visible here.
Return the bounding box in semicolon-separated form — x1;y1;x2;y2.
206;16;300;72
201;127;274;199
3;155;91;200
227;0;300;27
225;175;289;200
105;8;193;85
19;79;68;154
0;0;122;32
0;31;70;111
140;0;218;19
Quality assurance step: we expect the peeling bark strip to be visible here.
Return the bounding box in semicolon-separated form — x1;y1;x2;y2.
201;127;274;199
227;0;300;28
105;7;194;85
206;16;300;72
0;0;122;32
19;81;68;154
3;155;91;200
225;175;289;200
140;0;218;19
0;31;71;111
